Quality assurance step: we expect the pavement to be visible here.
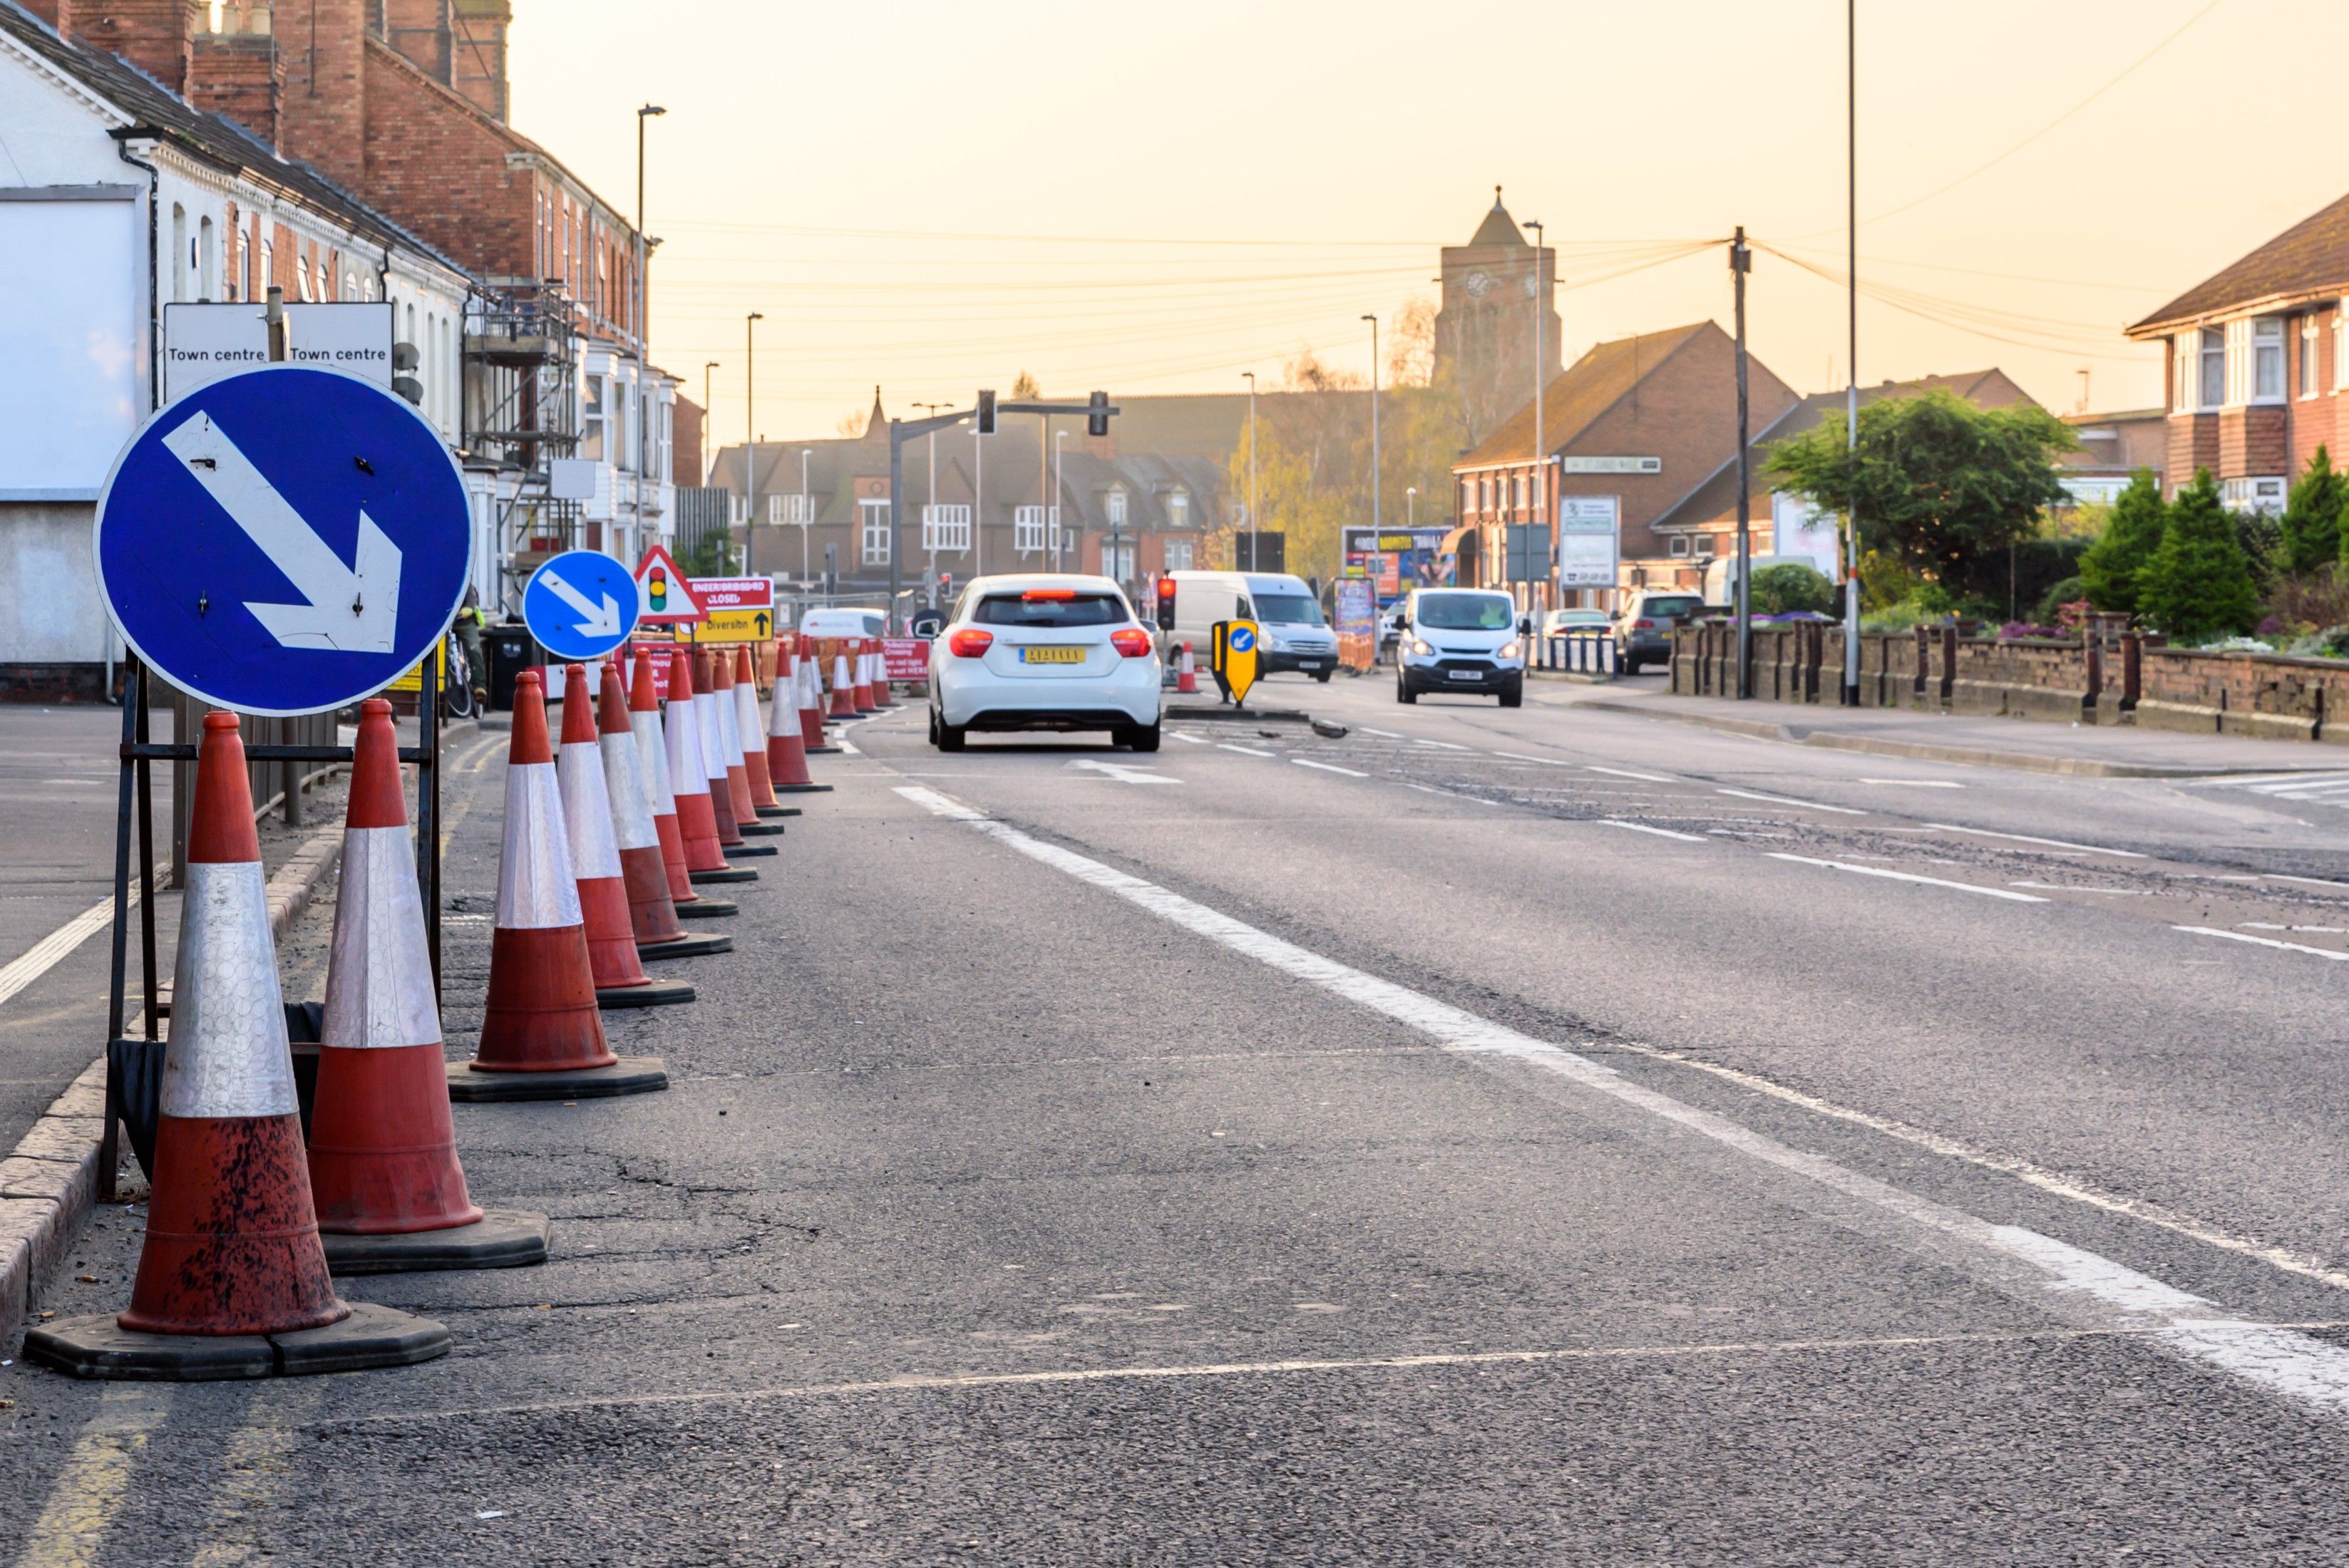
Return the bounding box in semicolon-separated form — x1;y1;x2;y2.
6;678;2349;1562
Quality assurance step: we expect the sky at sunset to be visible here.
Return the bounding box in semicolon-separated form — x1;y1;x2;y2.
512;0;2339;449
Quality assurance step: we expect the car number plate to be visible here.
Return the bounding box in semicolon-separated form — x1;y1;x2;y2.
1018;646;1086;665
1446;670;1481;681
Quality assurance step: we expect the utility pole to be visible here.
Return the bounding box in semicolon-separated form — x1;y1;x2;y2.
798;448;812;585
914;402;947;601
1528;219;1546;613
1842;0;1861;706
1054;428;1067;584
1363;316;1381;543
1243;371;1257;571
1732;226;1753;701
744;311;762;577
634;103;664;565
701;361;718;487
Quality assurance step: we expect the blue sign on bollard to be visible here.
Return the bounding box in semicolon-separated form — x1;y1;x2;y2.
94;366;471;717
523;550;640;664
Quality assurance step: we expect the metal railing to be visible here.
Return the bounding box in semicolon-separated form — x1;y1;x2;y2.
1540;632;1618;676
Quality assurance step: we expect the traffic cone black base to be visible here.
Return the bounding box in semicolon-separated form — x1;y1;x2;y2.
322;1209;550;1276
755;803;793;817
690;866;758;884
639;932;734;959
672;896;739;918
774;780;835;790
27;1301;448;1381
740;820;787;836
597;976;695;1009
722;843;778;859
446;1056;668;1103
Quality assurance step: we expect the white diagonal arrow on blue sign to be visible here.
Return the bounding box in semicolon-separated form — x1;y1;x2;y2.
540;568;623;639
161;411;403;654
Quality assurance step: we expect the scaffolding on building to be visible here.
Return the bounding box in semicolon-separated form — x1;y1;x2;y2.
464;279;580;614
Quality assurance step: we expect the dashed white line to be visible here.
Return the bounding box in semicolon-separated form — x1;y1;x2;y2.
2010;882;2151;895
1360;727;1405;738
893;782;2349;1421
1769;853;2050;902
1412;739;1474;751
1492;752;1568;765
1598;820;1707;843
1924;823;2146;859
1218;744;1275;758
1292;758;1368;778
2174;925;2349;961
1588;764;1677;783
1169;732;1208;745
1861;778;1963;788
835;737;862;755
2268;873;2349;891
1717;787;1866;815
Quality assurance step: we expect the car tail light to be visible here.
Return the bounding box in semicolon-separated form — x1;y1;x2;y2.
1633;618;1656;629
1110;627;1153;659
946;628;994;658
1022;587;1076;602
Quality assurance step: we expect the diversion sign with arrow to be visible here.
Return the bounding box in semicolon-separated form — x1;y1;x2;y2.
523;550;639;662
93;366;471;716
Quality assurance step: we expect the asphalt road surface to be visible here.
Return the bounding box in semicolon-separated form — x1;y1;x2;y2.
11;673;2349;1564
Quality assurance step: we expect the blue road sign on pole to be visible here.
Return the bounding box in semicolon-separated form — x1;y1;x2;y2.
93;366;471;717
523;550;641;663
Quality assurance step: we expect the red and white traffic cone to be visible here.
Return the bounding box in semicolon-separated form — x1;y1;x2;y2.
667;649;751;884
852;636;878;713
803;636;839;752
309;699;550;1272
1178;641;1198;694
594;661;728;969
695;649;749;850
557;663;691;1008
765;645;823;793
473;671;618;1073
827;639;858;718
709;649;759;834
630;651;736;922
118;710;345;1337
734;646;786;817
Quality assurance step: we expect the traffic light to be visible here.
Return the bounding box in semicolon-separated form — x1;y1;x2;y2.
1154;575;1176;632
976;389;996;435
1086;389;1110;438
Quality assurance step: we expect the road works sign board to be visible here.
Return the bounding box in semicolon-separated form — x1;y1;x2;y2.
670;607;776;644
1211;617;1259;706
524;550;640;663
93;366;470;716
634;544;705;624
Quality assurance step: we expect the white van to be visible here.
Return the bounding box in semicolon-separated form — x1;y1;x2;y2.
1157;571;1339;681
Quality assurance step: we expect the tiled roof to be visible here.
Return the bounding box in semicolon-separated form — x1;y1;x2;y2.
2130;190;2349;335
1468;197;1523;249
1456;322;1715;467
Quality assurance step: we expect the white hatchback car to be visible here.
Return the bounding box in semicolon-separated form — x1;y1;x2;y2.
930;574;1163;751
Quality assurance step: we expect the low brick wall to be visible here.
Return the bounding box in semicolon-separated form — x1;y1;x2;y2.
1670;624;2349;745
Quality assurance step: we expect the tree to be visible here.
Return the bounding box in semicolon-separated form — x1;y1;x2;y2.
2281;446;2343;577
1764;388;2077;606
1011;369;1042;399
1749;562;1834;615
2139;470;2258;639
2078;469;2166;614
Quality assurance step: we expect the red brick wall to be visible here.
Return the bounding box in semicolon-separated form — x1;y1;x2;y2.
187;32;282;150
70;0;201;93
381;0;452;81
2243;403;2288;475
277;0;369;192
2167;412;2218;489
354;40;533;278
673;396;704;485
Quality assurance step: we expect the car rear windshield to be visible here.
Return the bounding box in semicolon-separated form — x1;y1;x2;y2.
1640;597;1702;620
972;592;1130;629
1253;594;1324;626
1415;592;1514;630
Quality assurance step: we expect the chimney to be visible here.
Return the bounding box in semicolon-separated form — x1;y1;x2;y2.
449;0;508;122
69;0;205;93
273;0;368;192
189;19;284;152
379;0;451;83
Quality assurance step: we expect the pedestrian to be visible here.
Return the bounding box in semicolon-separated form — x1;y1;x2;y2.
453;585;488;708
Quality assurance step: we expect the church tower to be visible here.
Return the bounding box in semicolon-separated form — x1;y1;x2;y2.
1434;189;1560;447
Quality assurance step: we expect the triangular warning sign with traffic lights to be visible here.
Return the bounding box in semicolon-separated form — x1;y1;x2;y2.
634;545;707;624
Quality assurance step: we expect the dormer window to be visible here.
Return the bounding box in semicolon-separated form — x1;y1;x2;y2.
1167;492;1188;530
1106;489;1127;527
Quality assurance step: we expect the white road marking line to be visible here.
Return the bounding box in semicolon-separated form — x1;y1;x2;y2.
893;783;2349;1418
1292;758;1368;778
1598;820;1707;843
2174;925;2349;961
1923;823;2145;858
1218;743;1274;758
2184;771;2344;788
1492;751;1568;765
1588;764;1676;783
1768;853;2050;902
836;738;861;755
1168;732;1208;744
1717;788;1866;815
0;877;160;1012
2010;882;2151;895
1069;760;1181;785
2268;873;2349;890
1412;738;1474;751
1360;727;1405;738
2243;923;2349;933
1861;778;1963;788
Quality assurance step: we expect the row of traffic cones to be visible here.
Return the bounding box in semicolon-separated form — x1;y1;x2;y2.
29;638;849;1378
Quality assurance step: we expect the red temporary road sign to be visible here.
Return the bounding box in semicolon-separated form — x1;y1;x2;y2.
688;576;773;612
634;545;706;624
882;637;930;681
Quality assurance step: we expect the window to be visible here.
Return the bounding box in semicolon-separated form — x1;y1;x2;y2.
1693;536;1717;559
2256;317;2286;401
1014;505;1059;553
170;206;186;302
860;499;892;564
198;216;215;301
580;373;606;461
2199;327;2224;408
1414;592;1515;630
2337;306;2349;391
1167;492;1188;530
1106;489;1126;527
2220;476;2288;514
1255;594;1324;626
2303;315;2321;398
921;503;972;553
973;592;1128;628
1164;538;1194;572
1667;534;1692;557
1106;542;1136;582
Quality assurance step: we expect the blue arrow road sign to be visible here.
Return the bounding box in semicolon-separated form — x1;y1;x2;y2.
93;366;471;717
1229;624;1255;654
524;550;639;663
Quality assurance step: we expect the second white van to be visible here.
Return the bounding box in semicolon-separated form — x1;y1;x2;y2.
1156;571;1339;681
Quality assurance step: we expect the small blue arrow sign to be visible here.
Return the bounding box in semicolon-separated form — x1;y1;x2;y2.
524;550;639;663
1229;625;1256;654
94;366;471;717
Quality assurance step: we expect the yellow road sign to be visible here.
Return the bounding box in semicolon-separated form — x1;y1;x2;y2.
384;641;443;694
1211;618;1259;706
669;607;776;644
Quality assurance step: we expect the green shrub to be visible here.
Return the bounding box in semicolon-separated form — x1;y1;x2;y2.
2037;576;2086;624
2078;469;2166;614
2139;470;2258;640
1749;562;1834;615
2283;447;2345;577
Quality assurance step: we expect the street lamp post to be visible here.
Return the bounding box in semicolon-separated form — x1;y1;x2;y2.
1407;486;1416;528
798;448;812;586
1843;0;1861;705
744;311;762;577
634;104;664;565
1242;371;1257;572
914;402;947;602
1362;315;1380;542
701;360;717;487
1528;218;1546;612
1054;428;1067;582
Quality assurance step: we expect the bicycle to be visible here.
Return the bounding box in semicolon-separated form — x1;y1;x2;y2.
441;633;478;720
